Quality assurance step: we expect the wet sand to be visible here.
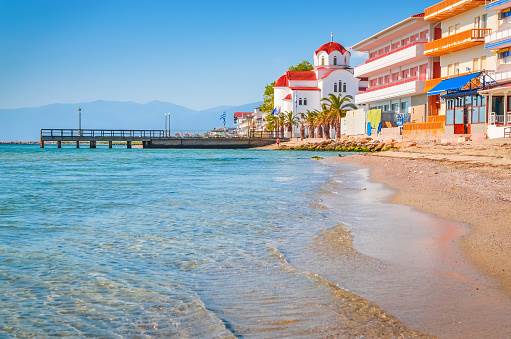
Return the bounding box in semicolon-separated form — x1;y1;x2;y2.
313;159;511;337
335;152;511;294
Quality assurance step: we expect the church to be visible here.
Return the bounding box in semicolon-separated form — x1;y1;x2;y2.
273;40;363;116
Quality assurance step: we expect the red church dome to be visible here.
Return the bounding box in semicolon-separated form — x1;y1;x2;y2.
315;42;348;55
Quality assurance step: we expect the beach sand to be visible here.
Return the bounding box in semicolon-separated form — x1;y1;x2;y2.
333;146;511;293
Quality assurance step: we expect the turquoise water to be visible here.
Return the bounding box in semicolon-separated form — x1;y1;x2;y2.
1;145;367;337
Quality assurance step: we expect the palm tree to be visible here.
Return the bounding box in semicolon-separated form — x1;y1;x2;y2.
316;107;330;139
303;110;318;139
264;114;278;137
321;94;357;139
283;111;299;138
277;112;286;138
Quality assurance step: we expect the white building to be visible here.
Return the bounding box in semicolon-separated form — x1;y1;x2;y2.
353;13;432;123
273;41;361;117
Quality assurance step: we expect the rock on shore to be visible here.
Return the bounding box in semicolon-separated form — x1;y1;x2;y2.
278;137;399;152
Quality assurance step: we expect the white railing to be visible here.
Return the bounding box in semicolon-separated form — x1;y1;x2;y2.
489;112;511;125
493;70;511;81
486;28;511;44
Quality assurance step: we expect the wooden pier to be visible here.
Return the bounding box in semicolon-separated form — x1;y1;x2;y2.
40;129;282;149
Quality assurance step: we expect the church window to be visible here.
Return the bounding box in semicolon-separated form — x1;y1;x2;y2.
338;81;342;92
321;57;325;66
304;98;308;105
343;83;347;92
299;98;303;105
334;82;338;92
333;56;337;65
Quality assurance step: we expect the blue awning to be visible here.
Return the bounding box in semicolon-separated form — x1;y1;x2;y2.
427;72;482;96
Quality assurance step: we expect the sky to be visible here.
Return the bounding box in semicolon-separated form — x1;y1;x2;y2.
0;0;438;110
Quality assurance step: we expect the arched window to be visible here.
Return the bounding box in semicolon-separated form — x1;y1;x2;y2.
304;98;308;106
343;83;347;92
321;56;325;66
334;82;338;92
333;56;337;65
338;81;342;92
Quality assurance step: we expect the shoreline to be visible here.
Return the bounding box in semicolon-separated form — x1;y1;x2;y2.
332;152;511;294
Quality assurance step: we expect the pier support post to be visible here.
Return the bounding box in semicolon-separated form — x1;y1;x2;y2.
76;141;80;149
90;140;96;149
57;140;62;149
127;141;132;149
108;140;113;149
40;140;45;149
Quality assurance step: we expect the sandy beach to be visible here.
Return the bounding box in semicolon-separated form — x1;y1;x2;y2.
333;141;511;293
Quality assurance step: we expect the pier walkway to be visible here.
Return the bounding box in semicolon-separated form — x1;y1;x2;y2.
40;129;281;149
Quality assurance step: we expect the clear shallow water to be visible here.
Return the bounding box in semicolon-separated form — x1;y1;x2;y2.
0;145;420;338
2;145;510;338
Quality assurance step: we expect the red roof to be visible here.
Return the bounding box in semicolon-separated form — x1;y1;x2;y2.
275;71;318;88
234;112;253;118
290;87;321;91
283;94;292;100
275;74;289;87
315;42;348;55
287;70;317;81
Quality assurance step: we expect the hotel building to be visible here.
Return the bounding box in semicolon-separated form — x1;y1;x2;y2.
482;0;511;137
353;14;432;123
423;0;496;138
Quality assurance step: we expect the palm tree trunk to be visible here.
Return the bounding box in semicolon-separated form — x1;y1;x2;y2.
317;126;323;139
324;124;330;139
300;124;305;140
336;119;341;139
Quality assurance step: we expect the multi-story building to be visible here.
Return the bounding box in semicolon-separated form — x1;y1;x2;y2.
353;13;432;124
482;0;511;137
423;0;497;138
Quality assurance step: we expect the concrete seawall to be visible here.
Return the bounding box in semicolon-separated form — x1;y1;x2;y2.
144;137;278;149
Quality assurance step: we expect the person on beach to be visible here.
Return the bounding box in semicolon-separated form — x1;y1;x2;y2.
276;137;280;148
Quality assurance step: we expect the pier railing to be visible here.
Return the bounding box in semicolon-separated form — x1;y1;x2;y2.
41;129;166;139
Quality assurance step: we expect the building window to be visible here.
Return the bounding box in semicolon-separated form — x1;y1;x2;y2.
304;98;308;106
334;82;338;92
338;81;342;91
400;101;408;113
454;62;460;74
392;103;399;112
481;56;487;70
473;58;480;71
343;83;347;92
321;57;325;66
299;98;303;105
333;56;337;65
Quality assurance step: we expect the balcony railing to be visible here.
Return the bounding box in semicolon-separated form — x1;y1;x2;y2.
485;28;511;49
425;0;486;22
366;77;419;93
489;112;511;125
365;41;427;64
424;28;491;56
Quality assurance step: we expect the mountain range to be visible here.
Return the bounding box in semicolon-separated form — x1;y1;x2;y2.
0;100;262;141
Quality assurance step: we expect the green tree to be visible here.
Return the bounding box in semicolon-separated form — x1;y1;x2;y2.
288;60;314;72
321;94;357;139
260;82;275;113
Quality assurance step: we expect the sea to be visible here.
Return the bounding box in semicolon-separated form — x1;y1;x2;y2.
1;145;511;338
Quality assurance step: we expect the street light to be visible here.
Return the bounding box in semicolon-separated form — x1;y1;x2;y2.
78;107;82;136
164;113;171;137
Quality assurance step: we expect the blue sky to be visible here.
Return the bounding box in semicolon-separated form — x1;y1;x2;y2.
0;0;437;109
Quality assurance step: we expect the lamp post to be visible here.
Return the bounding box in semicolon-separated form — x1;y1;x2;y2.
78;107;82;136
164;113;171;137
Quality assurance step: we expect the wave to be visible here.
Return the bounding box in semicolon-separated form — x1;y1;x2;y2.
267;244;429;338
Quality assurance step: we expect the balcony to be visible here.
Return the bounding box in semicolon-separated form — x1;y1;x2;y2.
354;42;427;78
424;29;491;56
355;78;425;104
425;0;487;22
485;28;511;50
486;0;511;11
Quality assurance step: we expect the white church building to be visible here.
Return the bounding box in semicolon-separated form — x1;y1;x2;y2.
273;41;363;117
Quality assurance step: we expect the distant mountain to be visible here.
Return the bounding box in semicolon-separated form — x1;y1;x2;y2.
0;100;262;141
